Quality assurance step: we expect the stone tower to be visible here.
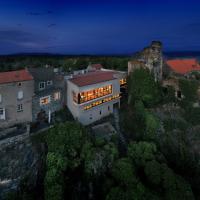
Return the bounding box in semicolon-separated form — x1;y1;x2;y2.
128;41;163;81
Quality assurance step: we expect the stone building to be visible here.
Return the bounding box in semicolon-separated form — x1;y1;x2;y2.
128;41;163;81
28;67;64;123
0;69;34;128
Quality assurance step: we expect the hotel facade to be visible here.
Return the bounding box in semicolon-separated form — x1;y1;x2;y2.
67;70;122;125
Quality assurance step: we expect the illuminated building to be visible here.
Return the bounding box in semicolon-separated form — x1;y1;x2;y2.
67;70;121;125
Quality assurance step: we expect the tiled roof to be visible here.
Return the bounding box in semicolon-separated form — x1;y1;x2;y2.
69;71;116;87
0;69;33;84
166;59;200;74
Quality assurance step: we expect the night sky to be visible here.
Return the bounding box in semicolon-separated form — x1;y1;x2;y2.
0;0;200;55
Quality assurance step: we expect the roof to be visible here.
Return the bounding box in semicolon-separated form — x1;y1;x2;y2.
69;71;117;87
166;59;200;74
28;67;54;81
0;69;33;84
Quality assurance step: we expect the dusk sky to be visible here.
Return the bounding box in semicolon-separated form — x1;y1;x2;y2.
0;0;200;55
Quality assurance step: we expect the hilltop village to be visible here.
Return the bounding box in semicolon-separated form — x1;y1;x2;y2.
1;41;200;131
1;42;200;199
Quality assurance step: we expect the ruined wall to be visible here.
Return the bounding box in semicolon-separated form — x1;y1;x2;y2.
128;41;163;81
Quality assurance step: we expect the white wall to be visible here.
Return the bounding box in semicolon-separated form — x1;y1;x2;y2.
67;78;120;125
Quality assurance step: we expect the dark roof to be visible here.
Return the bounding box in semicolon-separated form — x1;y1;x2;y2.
69;71;116;87
166;59;200;74
0;69;33;84
28;67;54;81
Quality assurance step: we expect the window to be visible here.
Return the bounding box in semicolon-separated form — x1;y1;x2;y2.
54;92;61;101
177;91;182;99
17;91;23;100
74;85;112;104
99;110;102;115
0;94;2;103
17;104;23;112
108;106;110;111
40;96;51;106
47;80;53;86
17;82;22;86
0;108;5;120
39;82;45;90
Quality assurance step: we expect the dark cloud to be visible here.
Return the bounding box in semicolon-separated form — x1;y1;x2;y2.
26;10;54;16
0;29;51;49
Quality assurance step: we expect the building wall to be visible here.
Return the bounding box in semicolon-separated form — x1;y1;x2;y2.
32;89;63;122
67;79;120;125
0;80;34;128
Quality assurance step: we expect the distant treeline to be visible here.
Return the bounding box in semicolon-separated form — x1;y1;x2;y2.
0;55;130;72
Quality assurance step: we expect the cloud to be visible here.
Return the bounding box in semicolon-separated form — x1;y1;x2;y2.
26;10;54;16
0;29;50;49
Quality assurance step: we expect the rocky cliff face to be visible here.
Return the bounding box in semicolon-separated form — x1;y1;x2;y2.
0;134;46;199
128;41;163;81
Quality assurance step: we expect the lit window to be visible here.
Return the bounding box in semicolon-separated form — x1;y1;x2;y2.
120;78;127;85
40;96;51;105
17;104;23;112
47;80;53;86
17;91;23;100
54;92;61;101
0;108;5;120
39;82;45;90
0;94;2;103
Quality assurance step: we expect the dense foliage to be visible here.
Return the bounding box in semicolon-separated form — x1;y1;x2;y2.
0;55;129;72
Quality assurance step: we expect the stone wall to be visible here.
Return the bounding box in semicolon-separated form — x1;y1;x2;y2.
128;41;163;81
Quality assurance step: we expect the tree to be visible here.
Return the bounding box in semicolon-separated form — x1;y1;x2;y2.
128;142;157;167
111;158;137;186
144;160;162;185
129;68;161;107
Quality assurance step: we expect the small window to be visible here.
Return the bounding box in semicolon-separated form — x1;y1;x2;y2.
0;94;2;103
47;80;53;86
177;91;182;99
17;104;23;112
17;82;22;86
0;108;5;120
54;92;61;101
108;106;110;111
39;82;45;90
99;110;102;115
17;91;23;100
40;96;51;106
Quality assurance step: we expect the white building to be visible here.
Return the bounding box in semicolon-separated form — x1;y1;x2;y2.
67;70;122;125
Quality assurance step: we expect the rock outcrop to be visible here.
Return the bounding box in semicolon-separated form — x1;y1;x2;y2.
0;134;46;199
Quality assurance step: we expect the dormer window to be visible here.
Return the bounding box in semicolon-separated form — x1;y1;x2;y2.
39;82;45;90
47;80;53;86
17;91;23;100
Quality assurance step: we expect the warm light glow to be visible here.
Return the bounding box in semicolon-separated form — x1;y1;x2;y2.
83;94;120;110
73;85;112;104
40;96;50;105
120;78;127;85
